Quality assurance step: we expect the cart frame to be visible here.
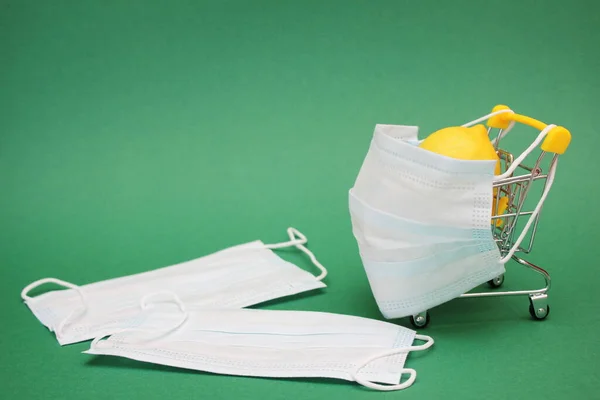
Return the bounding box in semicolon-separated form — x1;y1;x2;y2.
409;105;570;328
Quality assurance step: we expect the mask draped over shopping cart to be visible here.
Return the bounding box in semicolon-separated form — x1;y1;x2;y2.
349;105;571;327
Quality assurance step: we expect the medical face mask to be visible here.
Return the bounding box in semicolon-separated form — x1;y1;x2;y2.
349;188;503;319
349;119;556;320
21;228;328;346
85;297;434;392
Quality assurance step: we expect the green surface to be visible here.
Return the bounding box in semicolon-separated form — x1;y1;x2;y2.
2;0;599;398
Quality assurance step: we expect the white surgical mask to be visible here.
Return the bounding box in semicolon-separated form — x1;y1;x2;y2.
21;228;328;345
350;189;503;319
349;119;556;319
84;295;434;391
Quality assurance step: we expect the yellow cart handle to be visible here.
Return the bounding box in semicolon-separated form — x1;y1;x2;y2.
486;104;571;154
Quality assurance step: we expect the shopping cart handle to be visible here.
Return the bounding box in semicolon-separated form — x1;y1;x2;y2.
486;104;571;154
541;126;571;154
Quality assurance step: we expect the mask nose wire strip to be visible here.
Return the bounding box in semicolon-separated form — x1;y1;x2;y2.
351;334;434;391
21;277;88;339
264;227;328;281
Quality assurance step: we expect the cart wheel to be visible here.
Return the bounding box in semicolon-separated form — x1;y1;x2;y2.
487;274;505;288
529;302;550;320
409;312;430;329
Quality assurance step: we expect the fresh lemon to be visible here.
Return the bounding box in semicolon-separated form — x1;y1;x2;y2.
419;124;501;174
491;196;509;227
419;124;504;222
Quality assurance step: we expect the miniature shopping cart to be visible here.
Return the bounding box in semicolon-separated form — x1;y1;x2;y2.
409;105;572;329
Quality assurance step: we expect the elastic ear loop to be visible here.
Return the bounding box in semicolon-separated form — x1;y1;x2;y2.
484;123;557;263
498;156;557;263
462;108;517;147
495;124;555;180
463;113;560;265
352;334;434;391
461;108;514;128
264;227;328;281
491;120;516;147
139;290;187;312
462;109;555;181
21;278;87;339
90;291;189;351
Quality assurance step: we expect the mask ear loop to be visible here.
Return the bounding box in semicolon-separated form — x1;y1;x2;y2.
351;334;434;391
462;108;517;150
491;120;516;147
264;227;328;281
462;112;560;265
461;108;514;128
89;291;189;352
462;110;555;180
139;291;187;313
498;157;557;263
21;278;87;339
495;124;555;181
488;124;557;263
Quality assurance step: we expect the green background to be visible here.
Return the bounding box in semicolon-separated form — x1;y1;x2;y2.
2;0;598;398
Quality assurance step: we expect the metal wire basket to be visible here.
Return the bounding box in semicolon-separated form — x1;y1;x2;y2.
409;106;571;328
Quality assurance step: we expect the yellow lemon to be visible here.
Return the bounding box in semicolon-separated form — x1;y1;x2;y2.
419;124;504;221
491;196;509;227
419;124;500;174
